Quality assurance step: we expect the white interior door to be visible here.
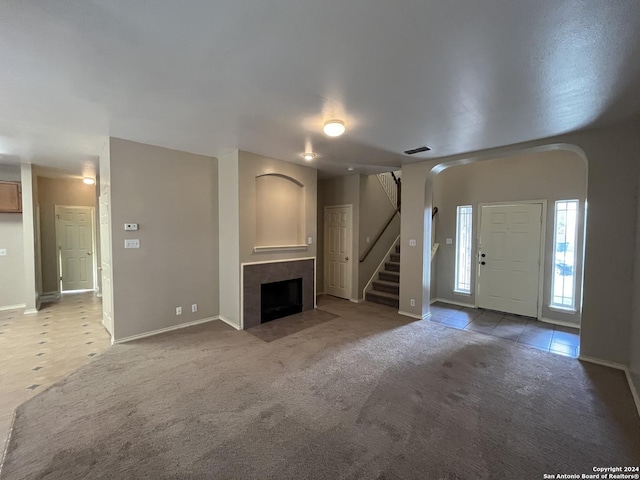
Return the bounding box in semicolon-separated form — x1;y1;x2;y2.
324;205;352;299
99;195;113;335
477;203;543;318
56;206;95;292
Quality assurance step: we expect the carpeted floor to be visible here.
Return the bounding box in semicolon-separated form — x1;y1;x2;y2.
2;296;639;479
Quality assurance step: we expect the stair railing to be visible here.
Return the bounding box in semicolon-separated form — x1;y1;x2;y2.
359;205;401;263
377;172;401;209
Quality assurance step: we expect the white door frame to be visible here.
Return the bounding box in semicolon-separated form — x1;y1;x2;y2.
323;204;354;300
55;205;98;293
475;200;547;319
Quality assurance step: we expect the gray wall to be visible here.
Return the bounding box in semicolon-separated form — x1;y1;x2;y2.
38;177;96;294
109;138;219;341
432;150;587;325
400;120;640;367
0;165;25;309
317;174;360;300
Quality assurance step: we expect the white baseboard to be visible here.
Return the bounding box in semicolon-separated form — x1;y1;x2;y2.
398;310;431;320
349;298;363;304
316;291;325;296
23;309;38;315
218;315;241;330
579;355;640;418
0;303;25;312
578;355;626;371
114;316;219;344
540;317;580;329
433;298;475;309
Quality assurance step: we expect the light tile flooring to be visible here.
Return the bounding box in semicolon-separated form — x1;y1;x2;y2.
429;301;580;358
0;293;110;457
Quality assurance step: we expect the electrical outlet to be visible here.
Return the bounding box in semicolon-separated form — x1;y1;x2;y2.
410;299;416;307
409;239;417;247
0;249;6;256
176;306;182;315
307;237;313;245
124;239;140;249
124;223;139;231
191;304;198;313
366;237;370;244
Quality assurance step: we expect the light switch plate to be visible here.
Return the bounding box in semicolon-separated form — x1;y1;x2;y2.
409;239;417;247
0;249;6;256
124;223;139;231
124;239;140;249
307;237;312;245
446;238;453;245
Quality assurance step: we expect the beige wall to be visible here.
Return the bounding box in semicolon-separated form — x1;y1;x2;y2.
400;120;640;367
238;151;317;264
109;138;219;341
37;177;96;294
0;165;25;309
317;174;360;299
432;150;587;325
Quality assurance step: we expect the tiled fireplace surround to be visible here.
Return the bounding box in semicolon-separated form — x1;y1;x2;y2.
243;259;315;329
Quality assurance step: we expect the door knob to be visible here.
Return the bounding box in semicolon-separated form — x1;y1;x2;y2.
481;253;486;258
345;257;349;261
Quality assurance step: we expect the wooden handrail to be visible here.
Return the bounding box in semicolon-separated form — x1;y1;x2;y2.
359;206;401;263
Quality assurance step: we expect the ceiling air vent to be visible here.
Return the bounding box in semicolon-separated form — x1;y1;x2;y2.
404;146;431;155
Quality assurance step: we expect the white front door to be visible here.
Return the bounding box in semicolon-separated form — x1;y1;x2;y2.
324;205;352;299
477;203;543;318
56;206;95;291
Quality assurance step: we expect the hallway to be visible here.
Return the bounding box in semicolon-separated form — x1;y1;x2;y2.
0;293;110;456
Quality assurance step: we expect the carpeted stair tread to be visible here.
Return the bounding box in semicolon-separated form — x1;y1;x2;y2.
385;261;400;272
378;270;400;282
365;290;400;308
372;279;400;294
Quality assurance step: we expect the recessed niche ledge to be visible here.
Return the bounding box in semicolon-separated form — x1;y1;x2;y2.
254;245;308;253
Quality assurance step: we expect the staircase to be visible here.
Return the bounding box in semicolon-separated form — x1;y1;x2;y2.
365;243;400;308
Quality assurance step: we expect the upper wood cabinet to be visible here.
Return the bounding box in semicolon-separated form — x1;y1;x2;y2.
0;181;22;213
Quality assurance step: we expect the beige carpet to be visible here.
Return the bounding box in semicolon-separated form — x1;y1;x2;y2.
2;296;639;479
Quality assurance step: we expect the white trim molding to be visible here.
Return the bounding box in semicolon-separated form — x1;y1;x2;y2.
0;304;26;312
398;310;431;320
253;245;308;253
114;317;219;344
362;235;400;300
433;298;475;309
540;317;580;329
23;309;38;315
218;315;241;330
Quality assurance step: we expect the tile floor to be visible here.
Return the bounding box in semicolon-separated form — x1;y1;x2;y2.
429;301;580;358
0;292;110;457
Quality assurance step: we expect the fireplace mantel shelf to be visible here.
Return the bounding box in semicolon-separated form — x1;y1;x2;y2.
254;245;308;253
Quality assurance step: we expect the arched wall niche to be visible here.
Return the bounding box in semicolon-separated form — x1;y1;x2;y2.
255;173;306;248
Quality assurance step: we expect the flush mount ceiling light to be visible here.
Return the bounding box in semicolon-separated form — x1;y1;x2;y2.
347;167;356;172
302;152;316;161
323;119;346;137
83;177;95;185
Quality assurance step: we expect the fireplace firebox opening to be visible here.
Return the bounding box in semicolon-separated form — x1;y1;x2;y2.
260;278;303;323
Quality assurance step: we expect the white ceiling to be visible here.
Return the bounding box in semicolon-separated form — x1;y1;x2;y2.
0;1;639;178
